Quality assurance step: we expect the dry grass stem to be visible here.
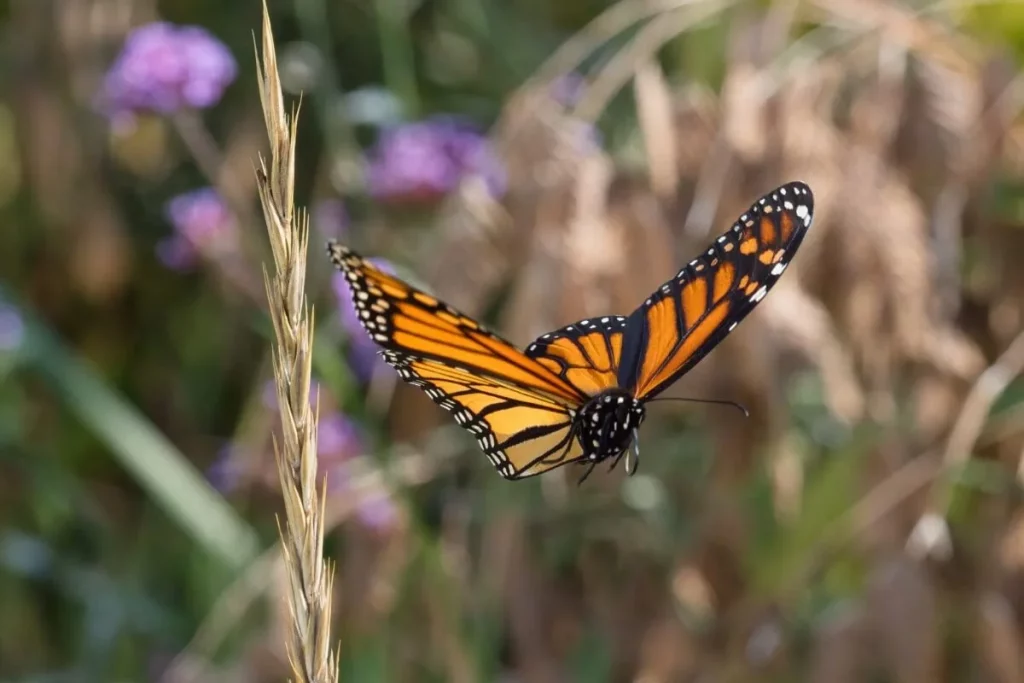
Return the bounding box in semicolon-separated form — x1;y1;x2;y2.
503;0;710;130
163;444;446;681
252;2;337;682
908;327;1024;561
634;60;680;199
573;0;734;122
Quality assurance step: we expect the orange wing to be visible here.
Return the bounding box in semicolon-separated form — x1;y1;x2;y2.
524;316;628;397
618;181;814;400
382;352;586;479
327;242;587;405
328;242;595;478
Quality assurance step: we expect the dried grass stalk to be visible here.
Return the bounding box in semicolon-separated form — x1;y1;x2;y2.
253;3;337;681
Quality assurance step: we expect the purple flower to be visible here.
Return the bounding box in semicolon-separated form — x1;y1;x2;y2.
332;260;395;381
100;22;237;117
551;72;586;106
318;412;364;464
207;443;245;493
566;119;604;153
356;491;400;531
157;188;236;270
546;74;604;152
316;412;367;491
291;408;399;532
313;199;350;241
330;459;401;532
0;303;24;351
364;117;506;204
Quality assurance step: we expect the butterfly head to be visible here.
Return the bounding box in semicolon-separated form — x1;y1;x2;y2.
576;389;646;470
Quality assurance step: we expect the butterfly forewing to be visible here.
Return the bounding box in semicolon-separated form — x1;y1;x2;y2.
618;181;814;400
327;243;586;405
328;242;591;478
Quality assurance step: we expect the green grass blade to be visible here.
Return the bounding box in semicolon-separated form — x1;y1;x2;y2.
6;289;259;568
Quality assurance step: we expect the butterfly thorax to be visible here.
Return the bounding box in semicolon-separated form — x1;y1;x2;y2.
576;389;646;463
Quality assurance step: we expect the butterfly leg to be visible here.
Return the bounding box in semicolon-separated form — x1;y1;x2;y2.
607;449;627;472
577;460;599;485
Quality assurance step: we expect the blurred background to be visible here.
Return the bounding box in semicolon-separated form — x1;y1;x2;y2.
4;0;1024;681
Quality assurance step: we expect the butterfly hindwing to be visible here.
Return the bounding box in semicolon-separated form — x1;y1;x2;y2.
525;316;628;397
382;352;586;479
618;181;814;400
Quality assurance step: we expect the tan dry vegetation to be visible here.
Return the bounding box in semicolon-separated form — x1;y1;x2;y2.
162;2;1024;681
356;2;1024;680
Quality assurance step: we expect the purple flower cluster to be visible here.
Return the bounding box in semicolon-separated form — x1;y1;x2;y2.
0;302;24;351
210;381;399;532
348;484;400;530
157;188;237;270
260;378;366;466
549;73;604;151
332;262;395;382
100;22;237;118
365;117;506;204
313;199;350;241
317;411;365;464
206;443;245;493
551;72;587;106
317;415;401;530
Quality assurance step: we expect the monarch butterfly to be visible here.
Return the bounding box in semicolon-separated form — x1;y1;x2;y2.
328;181;813;481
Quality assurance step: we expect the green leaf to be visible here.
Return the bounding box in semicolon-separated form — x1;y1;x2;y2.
4;287;259;569
747;427;878;598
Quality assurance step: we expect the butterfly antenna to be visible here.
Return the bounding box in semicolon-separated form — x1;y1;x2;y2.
646;396;749;417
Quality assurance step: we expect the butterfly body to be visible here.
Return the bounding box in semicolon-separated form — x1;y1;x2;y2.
329;181;814;480
575;388;646;464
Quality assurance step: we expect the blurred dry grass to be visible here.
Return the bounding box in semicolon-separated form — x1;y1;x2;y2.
5;0;1024;681
392;1;1024;680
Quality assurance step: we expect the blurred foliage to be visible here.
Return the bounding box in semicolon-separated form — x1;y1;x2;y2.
3;0;1024;681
